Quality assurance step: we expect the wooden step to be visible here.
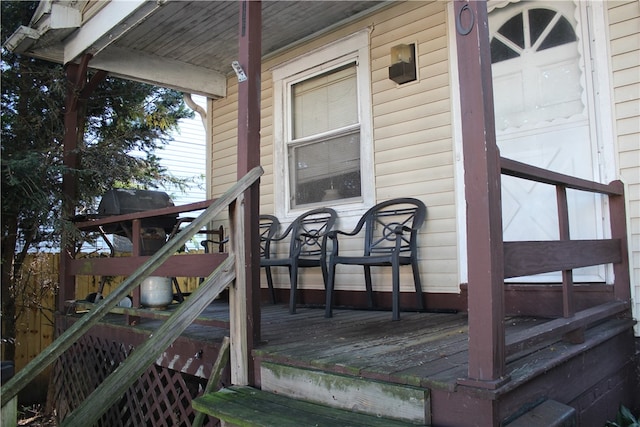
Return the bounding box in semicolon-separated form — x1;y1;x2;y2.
506;399;576;427
192;386;423;426
260;361;430;424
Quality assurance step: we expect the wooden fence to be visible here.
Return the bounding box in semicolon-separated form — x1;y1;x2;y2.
12;253;57;373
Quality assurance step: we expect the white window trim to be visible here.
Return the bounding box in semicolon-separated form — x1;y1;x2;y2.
272;29;374;221
447;1;467;285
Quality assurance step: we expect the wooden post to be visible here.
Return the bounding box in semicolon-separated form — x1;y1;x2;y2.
229;195;249;385
58;56;107;311
58;61;85;310
608;180;631;302
233;0;262;385
128;219;142;325
454;0;508;388
556;186;575;317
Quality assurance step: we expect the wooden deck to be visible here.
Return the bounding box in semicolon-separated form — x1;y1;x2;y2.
254;305;630;396
93;300;632;393
99;301;550;392
60;299;636;426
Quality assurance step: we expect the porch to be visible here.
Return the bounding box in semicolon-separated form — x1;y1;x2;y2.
53;299;635;426
0;145;631;426
2;1;637;426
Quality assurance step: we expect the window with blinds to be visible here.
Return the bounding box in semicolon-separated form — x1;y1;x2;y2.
287;63;361;207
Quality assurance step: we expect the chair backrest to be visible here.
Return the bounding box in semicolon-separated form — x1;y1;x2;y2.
361;198;426;256
286;208;337;259
259;214;280;259
199;224;226;253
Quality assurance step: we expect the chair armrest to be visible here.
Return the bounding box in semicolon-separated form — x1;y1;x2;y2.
265;231;290;243
201;237;229;245
394;224;416;234
326;227;362;240
324;228;361;257
201;238;229;253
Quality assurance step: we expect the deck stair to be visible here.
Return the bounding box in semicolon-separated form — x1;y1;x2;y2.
193;358;431;426
259;361;430;424
192;385;425;426
505;399;576;427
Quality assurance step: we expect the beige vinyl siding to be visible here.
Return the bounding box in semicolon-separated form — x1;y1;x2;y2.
207;81;237;233
371;1;457;293
209;70;277;217
259;77;276;214
608;1;640;333
210;1;460;295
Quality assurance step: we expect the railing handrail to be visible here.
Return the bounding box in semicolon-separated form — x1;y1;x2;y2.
499;155;630;318
73;199;216;231
501;157;623;196
0;166;263;408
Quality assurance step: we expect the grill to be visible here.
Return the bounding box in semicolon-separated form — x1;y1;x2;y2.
97;189;178;255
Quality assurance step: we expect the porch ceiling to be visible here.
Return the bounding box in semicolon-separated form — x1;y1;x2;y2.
6;0;387;98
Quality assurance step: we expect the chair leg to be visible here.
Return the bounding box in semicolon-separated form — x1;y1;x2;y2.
411;258;424;310
265;266;276;304
320;258;328;290
172;277;185;303
392;257;400;321
325;261;336;318
289;263;298;314
364;266;374;308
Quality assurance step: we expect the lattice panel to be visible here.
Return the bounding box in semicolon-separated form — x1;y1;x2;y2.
52;327;218;426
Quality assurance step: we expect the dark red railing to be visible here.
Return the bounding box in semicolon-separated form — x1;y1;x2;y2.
1;166;263;423
64;199;227;321
501;157;630;316
462;156;631;389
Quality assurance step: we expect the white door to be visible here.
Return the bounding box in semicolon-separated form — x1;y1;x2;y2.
489;1;605;282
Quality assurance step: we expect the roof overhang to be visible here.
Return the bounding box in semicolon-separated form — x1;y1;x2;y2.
5;0;389;99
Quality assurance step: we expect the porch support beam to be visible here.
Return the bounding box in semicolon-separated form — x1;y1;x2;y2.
58;55;107;309
454;1;508;388
230;0;262;386
608;181;631;302
88;46;227;99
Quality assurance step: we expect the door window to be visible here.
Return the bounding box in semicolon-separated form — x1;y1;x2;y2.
490;5;583;130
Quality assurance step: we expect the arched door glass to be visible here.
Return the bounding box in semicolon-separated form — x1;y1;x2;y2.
490;6;582;130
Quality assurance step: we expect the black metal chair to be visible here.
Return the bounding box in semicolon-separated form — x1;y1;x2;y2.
169;218;227;302
198;225;228;296
260;208;337;314
324;198;426;320
259;214;280;303
200;225;227;254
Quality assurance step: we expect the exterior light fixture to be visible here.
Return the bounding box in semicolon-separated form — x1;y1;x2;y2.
388;43;416;84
